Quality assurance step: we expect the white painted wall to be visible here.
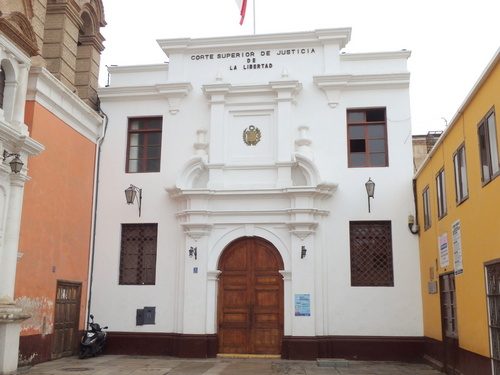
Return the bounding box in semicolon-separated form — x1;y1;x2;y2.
92;28;422;339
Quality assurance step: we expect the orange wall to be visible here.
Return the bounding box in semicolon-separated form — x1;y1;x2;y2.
15;101;97;336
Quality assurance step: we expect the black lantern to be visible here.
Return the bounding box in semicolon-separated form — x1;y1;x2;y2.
3;151;23;173
124;184;142;216
301;245;307;259
189;246;197;260
365;178;375;213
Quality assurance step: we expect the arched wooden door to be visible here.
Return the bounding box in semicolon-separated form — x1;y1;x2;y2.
218;237;284;354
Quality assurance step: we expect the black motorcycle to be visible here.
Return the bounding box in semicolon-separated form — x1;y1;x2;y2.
79;314;108;359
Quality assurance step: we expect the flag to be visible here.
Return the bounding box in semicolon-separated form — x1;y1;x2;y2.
235;0;247;25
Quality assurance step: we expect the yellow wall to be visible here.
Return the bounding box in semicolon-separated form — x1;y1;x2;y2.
416;57;500;357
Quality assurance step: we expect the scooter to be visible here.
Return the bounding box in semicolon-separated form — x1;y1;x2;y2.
79;314;108;359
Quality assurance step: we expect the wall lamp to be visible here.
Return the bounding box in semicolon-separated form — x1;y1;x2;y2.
3;151;23;173
408;215;420;234
301;246;307;259
124;184;142;217
365;178;375;213
189;246;197;260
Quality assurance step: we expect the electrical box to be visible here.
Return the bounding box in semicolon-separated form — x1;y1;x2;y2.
136;309;144;325
136;306;156;325
144;306;156;324
428;281;438;294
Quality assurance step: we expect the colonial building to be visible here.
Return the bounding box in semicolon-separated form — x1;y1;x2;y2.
0;1;105;373
93;28;423;360
415;47;500;375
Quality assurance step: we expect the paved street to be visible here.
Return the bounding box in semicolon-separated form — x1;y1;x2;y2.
19;355;444;374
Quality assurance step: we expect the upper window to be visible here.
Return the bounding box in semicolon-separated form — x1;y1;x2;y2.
422;186;431;230
126;117;162;173
436;168;447;219
478;109;499;185
347;108;388;168
0;63;5;109
119;223;158;285
453;144;469;205
350;221;394;287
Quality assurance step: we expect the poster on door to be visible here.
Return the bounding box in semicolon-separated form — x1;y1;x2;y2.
452;220;464;276
438;233;449;268
294;294;311;316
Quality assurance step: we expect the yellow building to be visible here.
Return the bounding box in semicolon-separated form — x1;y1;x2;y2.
415;47;500;375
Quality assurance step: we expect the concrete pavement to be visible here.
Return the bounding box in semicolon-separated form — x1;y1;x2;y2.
18;355;444;374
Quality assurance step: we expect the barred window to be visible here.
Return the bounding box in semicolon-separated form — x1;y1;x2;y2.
486;261;500;375
350;221;394;287
119;224;158;285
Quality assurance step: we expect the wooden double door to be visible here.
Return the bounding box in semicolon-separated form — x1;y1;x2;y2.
218;237;284;354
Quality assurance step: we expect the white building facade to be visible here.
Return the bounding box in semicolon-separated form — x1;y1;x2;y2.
92;28;423;360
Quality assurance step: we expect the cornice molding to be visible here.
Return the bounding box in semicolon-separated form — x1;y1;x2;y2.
314;73;410;108
159;28;352;56
26;66;103;142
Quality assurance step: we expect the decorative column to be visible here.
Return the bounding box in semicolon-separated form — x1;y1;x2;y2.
0;172;31;375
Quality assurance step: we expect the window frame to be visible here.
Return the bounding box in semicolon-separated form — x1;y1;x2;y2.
478;108;500;186
422;185;432;230
347;108;388;168
349;221;394;287
119;223;158;285
453;144;469;205
436;168;447;219
126;117;163;173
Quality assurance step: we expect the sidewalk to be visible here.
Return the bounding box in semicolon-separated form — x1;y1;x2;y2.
19;355;444;374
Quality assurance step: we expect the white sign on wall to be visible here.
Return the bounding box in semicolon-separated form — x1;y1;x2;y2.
452;220;464;276
438;233;449;268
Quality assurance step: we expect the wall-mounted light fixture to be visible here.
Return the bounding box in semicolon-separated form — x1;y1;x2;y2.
124;184;142;217
365;178;375;213
189;246;197;260
301;245;307;259
408;215;420;234
3;151;23;173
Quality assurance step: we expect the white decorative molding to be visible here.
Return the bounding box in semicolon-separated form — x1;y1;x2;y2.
314;73;411;108
26;67;103;142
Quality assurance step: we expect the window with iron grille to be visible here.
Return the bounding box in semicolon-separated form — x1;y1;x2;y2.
422;186;432;230
436;168;447;219
126;117;162;173
440;273;458;339
347;108;388;167
453;144;469;205
478;109;499;185
119;224;158;285
350;221;394;287
486;261;500;375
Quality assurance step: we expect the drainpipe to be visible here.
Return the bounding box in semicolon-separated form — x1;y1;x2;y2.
85;106;108;321
408;178;420;234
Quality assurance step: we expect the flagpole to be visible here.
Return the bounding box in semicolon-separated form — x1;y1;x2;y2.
253;0;256;35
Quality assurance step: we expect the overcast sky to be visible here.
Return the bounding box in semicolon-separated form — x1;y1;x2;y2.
99;0;500;135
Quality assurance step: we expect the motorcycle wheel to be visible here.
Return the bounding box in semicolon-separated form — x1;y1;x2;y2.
79;347;91;359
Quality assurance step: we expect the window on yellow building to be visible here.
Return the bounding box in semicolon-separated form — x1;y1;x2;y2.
478;109;499;185
422;186;431;230
436;168;447;219
453;144;469;204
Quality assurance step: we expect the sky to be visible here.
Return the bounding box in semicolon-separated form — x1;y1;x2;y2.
99;0;500;135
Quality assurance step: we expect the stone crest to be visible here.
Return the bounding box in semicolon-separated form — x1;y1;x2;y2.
242;125;261;146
